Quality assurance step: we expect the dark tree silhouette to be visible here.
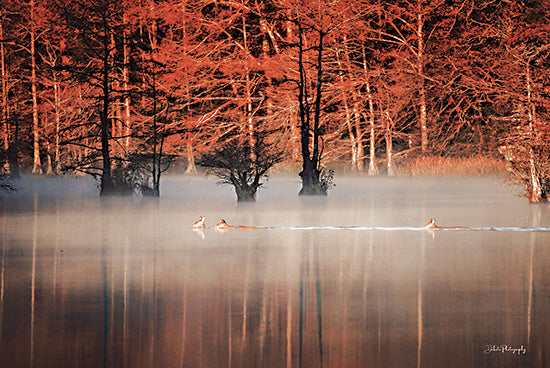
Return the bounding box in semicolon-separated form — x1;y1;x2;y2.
0;168;15;194
277;3;349;196
295;19;327;195
53;0;130;195
199;130;286;201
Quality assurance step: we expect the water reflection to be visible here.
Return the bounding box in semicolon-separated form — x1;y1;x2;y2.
417;234;425;368
0;177;548;368
527;205;539;348
30;195;37;367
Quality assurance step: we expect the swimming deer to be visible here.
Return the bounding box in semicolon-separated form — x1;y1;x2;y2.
424;218;438;229
192;216;206;229
424;218;468;230
214;219;262;230
214;219;232;230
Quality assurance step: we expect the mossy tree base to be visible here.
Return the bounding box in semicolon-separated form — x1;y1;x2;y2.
235;184;257;202
298;161;330;196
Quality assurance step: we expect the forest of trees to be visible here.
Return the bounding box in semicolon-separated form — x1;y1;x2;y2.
1;0;549;198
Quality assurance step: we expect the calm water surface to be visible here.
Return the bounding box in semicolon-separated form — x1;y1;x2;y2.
0;176;549;368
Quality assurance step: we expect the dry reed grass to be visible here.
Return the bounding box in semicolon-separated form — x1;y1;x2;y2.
401;155;507;176
267;155;507;177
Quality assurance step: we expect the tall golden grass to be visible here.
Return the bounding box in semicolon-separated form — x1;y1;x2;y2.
401;155;507;176
270;155;507;177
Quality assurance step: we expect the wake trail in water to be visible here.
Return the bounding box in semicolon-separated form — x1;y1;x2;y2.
274;226;550;232
194;218;550;232
204;226;550;232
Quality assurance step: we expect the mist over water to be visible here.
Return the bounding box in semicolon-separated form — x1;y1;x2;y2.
0;175;549;367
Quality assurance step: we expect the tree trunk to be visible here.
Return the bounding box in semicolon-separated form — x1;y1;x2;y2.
299;156;324;195
8;105;19;179
242;17;255;147
154;122;164;197
347;109;358;171
361;44;378;176
0;11;8;169
110;32;122;154
45;142;53;175
123;13;131;150
235;185;256;202
181;9;198;176
298;25;325;196
352;103;364;172
417;7;428;154
385;111;395;176
526;64;542;202
184;135;197;174
151;63;159;197
150;16;161;198
342;39;365;173
53;72;60;173
100;10;114;195
31;0;42;174
366;80;378;176
231;175;257;202
419;85;428;153
336;51;358;171
312;29;323;168
297;25;313;193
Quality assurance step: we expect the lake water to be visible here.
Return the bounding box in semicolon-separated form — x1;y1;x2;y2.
0;175;548;368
